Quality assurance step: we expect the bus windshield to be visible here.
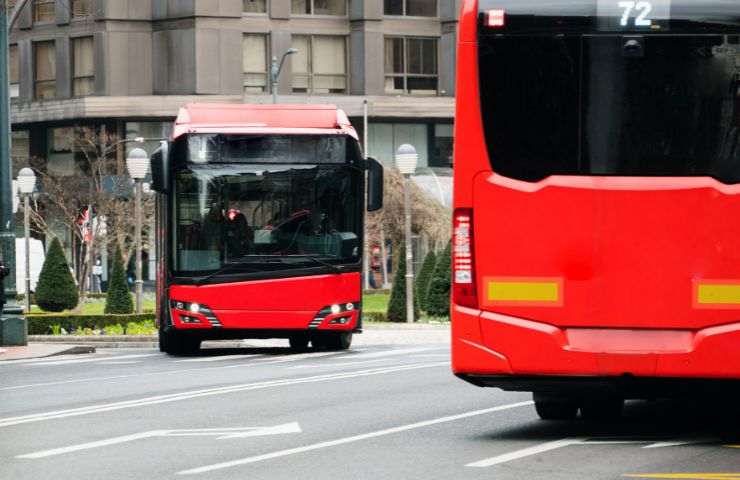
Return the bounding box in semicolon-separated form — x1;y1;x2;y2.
478;31;740;183
172;135;363;278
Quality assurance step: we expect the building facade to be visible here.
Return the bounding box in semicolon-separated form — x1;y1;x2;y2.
8;0;458;283
10;0;458;170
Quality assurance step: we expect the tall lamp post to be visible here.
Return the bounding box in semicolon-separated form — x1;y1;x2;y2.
126;148;149;314
271;48;298;104
17;168;35;313
395;144;418;323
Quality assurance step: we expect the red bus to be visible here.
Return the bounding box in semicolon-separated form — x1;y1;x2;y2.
150;104;383;355
452;0;740;419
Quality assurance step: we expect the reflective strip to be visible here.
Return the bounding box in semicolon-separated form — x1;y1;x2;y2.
486;279;561;304
697;284;740;305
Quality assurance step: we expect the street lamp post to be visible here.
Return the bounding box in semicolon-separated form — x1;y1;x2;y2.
271;48;299;104
17;168;36;314
126;148;149;314
395;144;419;323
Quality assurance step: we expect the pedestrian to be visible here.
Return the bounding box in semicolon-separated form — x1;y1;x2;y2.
0;258;9;313
92;258;103;293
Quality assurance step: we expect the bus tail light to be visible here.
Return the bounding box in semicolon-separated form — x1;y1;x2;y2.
453;208;478;308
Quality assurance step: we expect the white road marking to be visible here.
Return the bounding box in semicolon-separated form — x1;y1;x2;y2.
0;362;446;428
1;351;342;391
177;401;534;475
643;438;715;449
287;359;394;369
175;355;265;363
467;437;706;468
467;439;585;468
30;353;160;366
346;347;433;359
408;353;449;359
98;361;143;365
17;423;302;459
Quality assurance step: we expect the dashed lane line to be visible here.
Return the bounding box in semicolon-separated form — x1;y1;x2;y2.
0;362;447;428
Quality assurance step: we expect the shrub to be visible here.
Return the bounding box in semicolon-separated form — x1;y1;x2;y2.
415;249;437;312
386;243;419;322
105;246;133;314
35;238;79;312
426;243;451;318
27;313;155;335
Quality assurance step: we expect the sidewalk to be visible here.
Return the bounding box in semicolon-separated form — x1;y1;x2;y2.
0;343;96;361
27;323;451;349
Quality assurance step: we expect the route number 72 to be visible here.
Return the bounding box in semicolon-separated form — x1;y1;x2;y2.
618;1;653;27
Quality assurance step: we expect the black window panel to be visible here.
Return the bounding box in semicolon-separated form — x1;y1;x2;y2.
407;0;436;17
385;0;403;15
478;34;740;183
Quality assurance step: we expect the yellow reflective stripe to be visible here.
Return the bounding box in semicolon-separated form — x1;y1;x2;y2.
697;284;740;305
624;475;740;479
488;281;560;303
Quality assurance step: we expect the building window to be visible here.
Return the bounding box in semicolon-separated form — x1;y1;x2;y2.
33;0;55;23
384;0;437;17
34;41;56;100
292;0;346;16
72;37;94;97
243;0;266;13
291;35;347;94
384;37;438;95
432;123;453;167
72;0;93;18
9;44;19;98
243;34;268;93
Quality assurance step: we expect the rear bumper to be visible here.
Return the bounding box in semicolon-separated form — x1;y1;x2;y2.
457;373;740;398
452;305;740;381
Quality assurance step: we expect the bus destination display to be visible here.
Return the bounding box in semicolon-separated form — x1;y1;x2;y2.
597;0;671;30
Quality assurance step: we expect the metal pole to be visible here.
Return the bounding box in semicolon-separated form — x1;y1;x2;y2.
23;194;30;313
134;179;143;314
404;176;414;323
271;56;278;104
362;99;369;291
0;0;24;335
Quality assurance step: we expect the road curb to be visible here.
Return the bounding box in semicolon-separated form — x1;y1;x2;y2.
0;344;96;361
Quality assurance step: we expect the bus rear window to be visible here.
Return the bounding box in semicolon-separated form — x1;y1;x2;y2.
478;34;740;183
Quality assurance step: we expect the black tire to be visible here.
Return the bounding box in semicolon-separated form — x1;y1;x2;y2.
289;333;310;352
533;394;579;420
312;332;353;351
159;328;201;356
580;398;624;421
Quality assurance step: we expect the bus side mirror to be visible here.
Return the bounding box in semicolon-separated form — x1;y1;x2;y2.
150;141;170;194
367;156;383;212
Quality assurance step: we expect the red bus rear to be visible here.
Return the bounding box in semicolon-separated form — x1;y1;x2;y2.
150;104;382;355
452;0;740;419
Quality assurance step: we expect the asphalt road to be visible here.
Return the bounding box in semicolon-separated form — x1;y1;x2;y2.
1;336;740;480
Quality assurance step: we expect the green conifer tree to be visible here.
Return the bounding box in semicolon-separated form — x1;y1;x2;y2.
386;242;420;322
415;249;437;312
105;246;133;314
426;243;451;318
35;237;79;312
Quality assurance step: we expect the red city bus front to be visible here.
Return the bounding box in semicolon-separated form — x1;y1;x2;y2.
151;104;382;355
452;0;740;417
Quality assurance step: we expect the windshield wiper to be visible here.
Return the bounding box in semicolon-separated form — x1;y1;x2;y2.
195;261;258;286
294;255;343;274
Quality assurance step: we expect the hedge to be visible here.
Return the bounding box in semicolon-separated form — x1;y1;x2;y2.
386;242;419;322
426;243;451;317
415;250;437;312
27;313;155;335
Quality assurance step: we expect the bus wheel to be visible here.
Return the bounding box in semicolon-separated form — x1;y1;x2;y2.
580;398;624;421
533;394;579;420
289;334;310;352
160;329;201;356
312;332;353;351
